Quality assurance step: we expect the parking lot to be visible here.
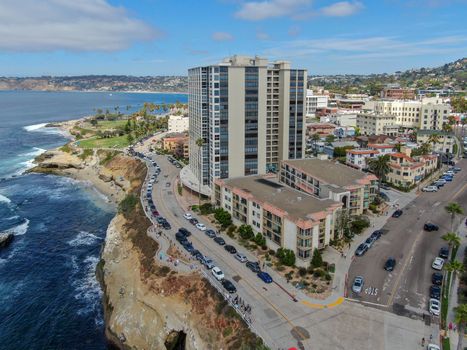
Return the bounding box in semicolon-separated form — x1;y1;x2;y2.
347;159;467;319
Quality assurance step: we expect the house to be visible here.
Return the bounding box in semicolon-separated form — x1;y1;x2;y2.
416;130;455;154
386;149;438;187
346;149;380;170
323;141;360;158
367;143;397;155
307;123;336;137
162;133;189;159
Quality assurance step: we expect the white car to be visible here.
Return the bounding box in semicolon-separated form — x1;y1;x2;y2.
432;257;444;270
444;171;455;176
196;223;206;231
352;276;364;294
211;266;224;281
422;186;438;192
235;253;248;263
429;298;441;316
427;344;441;350
183;212;192;220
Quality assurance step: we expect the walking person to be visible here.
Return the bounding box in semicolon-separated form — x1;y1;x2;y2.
421;337;425;347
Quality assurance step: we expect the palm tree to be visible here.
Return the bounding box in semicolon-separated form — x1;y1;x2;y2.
195;137;204;205
445;202;464;231
311;134;320;156
367;154;391;194
442;232;461;260
454;304;467;350
427;133;440;152
445;260;464;296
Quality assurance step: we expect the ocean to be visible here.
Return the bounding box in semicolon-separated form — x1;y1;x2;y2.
0;90;187;350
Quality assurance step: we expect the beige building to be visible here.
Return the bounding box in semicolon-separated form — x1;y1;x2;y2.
168;115;189;133
214;175;341;266
279;159;378;216
386;151;438;187
187;55;306;194
416;130;455;154
356;113;399;136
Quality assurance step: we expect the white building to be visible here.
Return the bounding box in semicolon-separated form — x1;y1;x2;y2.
322;110;358;127
168;115;189;133
346;149;380;170
306;89;328;117
356;113;399;136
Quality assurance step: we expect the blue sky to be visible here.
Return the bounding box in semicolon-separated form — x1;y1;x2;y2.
0;0;466;76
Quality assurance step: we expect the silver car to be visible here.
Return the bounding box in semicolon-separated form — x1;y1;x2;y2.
352;276;364;294
235;253;248;263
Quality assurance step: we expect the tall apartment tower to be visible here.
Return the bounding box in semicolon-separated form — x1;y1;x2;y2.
188;55;306;192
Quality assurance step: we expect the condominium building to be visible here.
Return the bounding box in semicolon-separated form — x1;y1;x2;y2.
345;149;380;170
416;130;455;154
356;113;399;136
162;133;189;159
381;87;415;100
214;175;341;266
305;89;328;117
168;115;189;133
279;159;378;216
187;56;306;194
387;151;438;187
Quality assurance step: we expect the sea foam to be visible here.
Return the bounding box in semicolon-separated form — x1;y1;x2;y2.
0;194;11;204
23;123;48;132
5;219;30;236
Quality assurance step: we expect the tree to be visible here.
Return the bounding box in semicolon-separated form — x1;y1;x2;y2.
310;248;323;268
335;209;351;239
90;119;98;126
196;137;204;205
427;133;441;149
214;208;232;229
450;96;467;113
238;224;254;240
311;134;320;155
253;232;266;247
325;134;336;144
350;216;370;235
276;248;296;267
454;303;467;350
367;154;390;194
445;202;464;231
126;133;134;145
442;232;461;260
446;260;464;296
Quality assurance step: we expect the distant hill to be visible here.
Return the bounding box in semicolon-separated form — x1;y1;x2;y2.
308;58;466;94
0;75;188;93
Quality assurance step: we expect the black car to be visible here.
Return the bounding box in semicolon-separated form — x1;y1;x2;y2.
424;223;439;232
370;230;383;240
175;231;186;241
384;257;396;271
246;261;261;273
189;218;199;225
205;229;216;238
221;279;237;293
213;236;226;245
439;247;449;259
355;243;368;257
161;221;171;230
179;237;189;246
178;228;191;237
432;272;443;285
224;245;237;254
392;210;403;218
430;285;441;300
156;216;166;224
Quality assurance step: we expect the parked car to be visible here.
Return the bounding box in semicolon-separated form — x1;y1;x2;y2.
161;221;171;230
453;167;461;172
156;216;166;224
434;180;446;187
365;237;375;248
384;257;396;272
432;257;444;270
430;285;441;300
355;243;369;257
424;223;439;232
195;223;207;231
221;279;237;293
257;271;273;284
178;228;191;237
213;236;226;245
442;176;453;182
205;229;216;238
189;218;199;225
235;253;248;263
370;230;383;240
439;247;449;259
224;245;237;254
202;257;215;269
380;183;390;190
246;261;261;273
352;276;364;294
183;213;193;220
432;272;443;285
392;209;403;218
427;344;441;350
429;298;441;316
183;243;194;253
422;186;438;192
211;267;224;281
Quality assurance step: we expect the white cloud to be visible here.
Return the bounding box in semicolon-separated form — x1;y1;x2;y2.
212;32;235;41
320;1;364;17
235;0;312;20
0;0;160;52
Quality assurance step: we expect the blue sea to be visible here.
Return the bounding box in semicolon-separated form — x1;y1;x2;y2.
0;91;187;350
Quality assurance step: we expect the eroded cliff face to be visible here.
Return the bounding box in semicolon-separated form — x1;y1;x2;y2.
97;156;264;350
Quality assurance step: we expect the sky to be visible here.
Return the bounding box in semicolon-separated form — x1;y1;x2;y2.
0;0;466;76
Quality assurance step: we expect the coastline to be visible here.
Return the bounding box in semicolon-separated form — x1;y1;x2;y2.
0;89;188;95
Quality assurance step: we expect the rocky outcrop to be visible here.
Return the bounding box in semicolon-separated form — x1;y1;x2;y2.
0;233;14;248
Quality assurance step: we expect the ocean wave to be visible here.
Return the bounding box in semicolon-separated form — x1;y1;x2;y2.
0;193;11;204
20;147;47;158
23;123;48;132
4;219;30;236
71;255;102;317
67;231;103;247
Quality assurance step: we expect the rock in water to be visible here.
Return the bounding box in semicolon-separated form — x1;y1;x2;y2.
0;233;14;248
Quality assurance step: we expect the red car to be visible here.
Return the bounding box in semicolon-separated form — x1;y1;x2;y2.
152;210;159;217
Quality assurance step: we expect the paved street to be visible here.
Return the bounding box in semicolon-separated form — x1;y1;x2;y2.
347;159;467;321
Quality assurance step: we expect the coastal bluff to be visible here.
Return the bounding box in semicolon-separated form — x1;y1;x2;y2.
0;233;14;249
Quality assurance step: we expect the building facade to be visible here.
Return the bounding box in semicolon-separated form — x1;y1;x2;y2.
168;115;189;133
345;149;380;170
356;113;399;136
305;89;328;117
387;152;438;187
162;134;189;159
416;130;455;154
188;56;307;193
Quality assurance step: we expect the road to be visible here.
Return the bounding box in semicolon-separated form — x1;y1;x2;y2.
347;159;467;320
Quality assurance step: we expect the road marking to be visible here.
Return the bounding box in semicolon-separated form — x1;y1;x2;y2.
364;287;378;296
346;297;390;308
301;297;344;309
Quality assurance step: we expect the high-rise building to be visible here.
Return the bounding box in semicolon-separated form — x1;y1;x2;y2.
187;55;307;194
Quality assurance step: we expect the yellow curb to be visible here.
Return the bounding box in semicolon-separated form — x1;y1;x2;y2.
301;296;344;309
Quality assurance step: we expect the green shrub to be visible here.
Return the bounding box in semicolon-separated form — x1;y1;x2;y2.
78;148;93;160
298;267;307;277
118;194;138;216
276;248;296;266
214;208;232;229
238;224;254;240
350;216;370;235
223;326;233;338
199;203;214;215
60;143;72;153
310;248;323;268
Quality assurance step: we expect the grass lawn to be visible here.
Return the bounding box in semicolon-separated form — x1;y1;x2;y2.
82;119;128;130
78;135;130;149
442;271;453;328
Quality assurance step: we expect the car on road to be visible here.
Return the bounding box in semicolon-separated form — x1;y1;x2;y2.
161;221;171;230
380;183;390;190
384;258;396;272
442;175;453;182
213;236;226;245
246;261;261;273
224;245;237;254
432;257;445;270
439;247;449;259
221;279;237;293
156;216;165;224
183;243;194;253
430;285;441;300
370;230;383;240
422;186;438;192
392;209;403;218
427;345;441;350
205;229;216;238
211;267;224;281
183;213;193;220
432;272;443;285
257;271;273;284
202;257;215;269
429;298;441;316
195;223;207;231
434;180;446;187
189;218;199;225
352;276;364;294
355;243;369;257
444;171;455;176
178;228;191;237
453;167;461;172
235;253;248;263
424;223;439;232
365;237;375;248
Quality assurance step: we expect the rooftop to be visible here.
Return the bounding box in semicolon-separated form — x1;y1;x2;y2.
219;175;339;221
417;129;453;136
283;159;376;187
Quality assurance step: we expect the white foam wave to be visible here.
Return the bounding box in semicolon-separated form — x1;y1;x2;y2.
72;255;102;316
0;193;11;204
67;231;103;247
5;215;20;221
20;147;47;158
23;123;48;132
4;219;30;236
